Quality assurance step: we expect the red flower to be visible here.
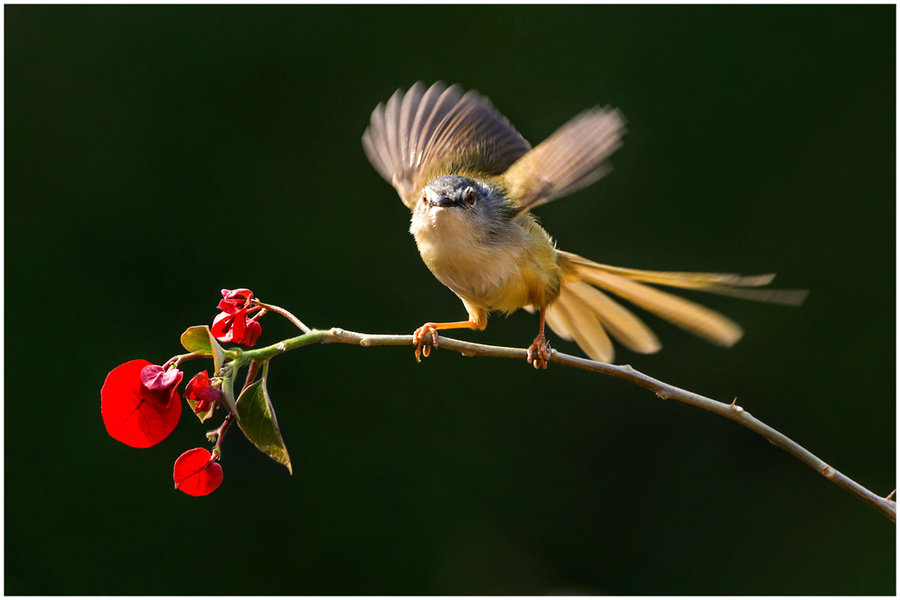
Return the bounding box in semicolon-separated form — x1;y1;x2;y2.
217;288;254;314
184;371;222;420
101;360;183;448
173;448;223;496
211;311;262;346
211;288;262;346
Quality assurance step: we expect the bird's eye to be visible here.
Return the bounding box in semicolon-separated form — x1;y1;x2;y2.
421;194;427;205
465;189;476;205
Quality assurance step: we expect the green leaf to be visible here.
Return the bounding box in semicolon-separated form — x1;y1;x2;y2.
235;362;292;474
180;325;213;355
207;329;226;375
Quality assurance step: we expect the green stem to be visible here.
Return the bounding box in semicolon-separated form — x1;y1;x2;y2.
210;360;262;458
231;330;329;365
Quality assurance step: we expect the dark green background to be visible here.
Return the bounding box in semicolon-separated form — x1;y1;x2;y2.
6;5;895;595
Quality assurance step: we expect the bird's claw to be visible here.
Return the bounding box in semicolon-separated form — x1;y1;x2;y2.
413;323;439;362
527;333;552;370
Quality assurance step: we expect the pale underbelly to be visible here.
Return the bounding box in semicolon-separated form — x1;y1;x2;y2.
425;253;540;314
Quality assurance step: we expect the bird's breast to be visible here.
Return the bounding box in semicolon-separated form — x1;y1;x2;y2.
410;211;561;312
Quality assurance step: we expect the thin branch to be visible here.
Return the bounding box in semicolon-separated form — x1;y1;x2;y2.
209;414;235;459
244;327;896;522
254;300;311;333
163;351;209;370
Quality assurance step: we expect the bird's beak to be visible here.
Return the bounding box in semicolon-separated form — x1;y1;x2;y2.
431;196;459;208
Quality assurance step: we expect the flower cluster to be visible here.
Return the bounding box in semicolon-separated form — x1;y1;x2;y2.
101;288;267;496
101;360;226;495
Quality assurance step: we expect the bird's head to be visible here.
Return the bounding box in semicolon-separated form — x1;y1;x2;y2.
412;175;515;242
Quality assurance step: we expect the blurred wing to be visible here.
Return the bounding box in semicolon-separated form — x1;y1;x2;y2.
362;81;532;209
503;107;626;217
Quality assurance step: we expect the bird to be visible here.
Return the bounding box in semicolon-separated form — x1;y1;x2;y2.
361;81;806;369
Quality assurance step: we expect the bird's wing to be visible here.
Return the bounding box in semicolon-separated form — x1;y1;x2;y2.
502;107;625;218
362;81;532;209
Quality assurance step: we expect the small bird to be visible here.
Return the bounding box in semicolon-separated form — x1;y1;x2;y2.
362;82;806;368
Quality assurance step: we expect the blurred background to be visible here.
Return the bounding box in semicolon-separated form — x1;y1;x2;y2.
6;5;895;595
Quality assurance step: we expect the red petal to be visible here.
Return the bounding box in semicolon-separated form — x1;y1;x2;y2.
225;288;253;300
140;364;183;391
185;371;222;416
216;288;254;314
173;448;223;496
240;319;262;347
197;387;222;403
210;312;231;339
184;371;211;399
101;360;182;448
211;311;247;343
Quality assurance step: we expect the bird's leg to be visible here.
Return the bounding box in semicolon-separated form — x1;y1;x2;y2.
413;320;479;362
526;308;552;369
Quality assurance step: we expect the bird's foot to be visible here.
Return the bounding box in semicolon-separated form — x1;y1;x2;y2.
413;323;439;362
527;333;552;370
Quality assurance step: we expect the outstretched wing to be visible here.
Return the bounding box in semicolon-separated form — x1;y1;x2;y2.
362;81;532;209
503;107;626;217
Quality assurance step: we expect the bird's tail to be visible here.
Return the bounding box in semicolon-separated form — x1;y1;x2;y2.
545;250;808;362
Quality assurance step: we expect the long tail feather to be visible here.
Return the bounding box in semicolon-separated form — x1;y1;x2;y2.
575;267;744;347
559;251;808;305
564;279;660;354
548;288;614;362
546;251;807;361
